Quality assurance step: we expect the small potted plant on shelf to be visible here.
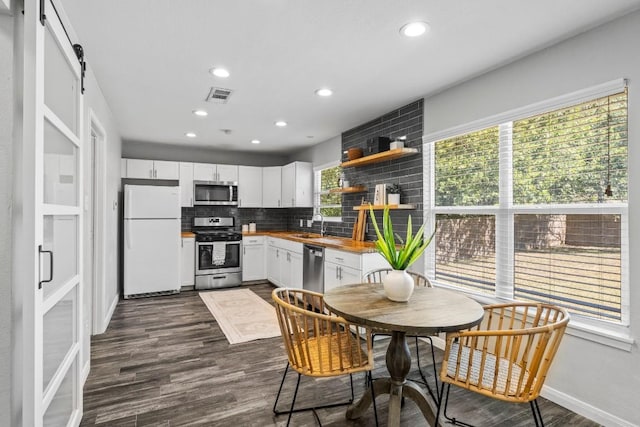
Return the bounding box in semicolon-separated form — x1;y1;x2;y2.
369;206;436;302
387;183;401;205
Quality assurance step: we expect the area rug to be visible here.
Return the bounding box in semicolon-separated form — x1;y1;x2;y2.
199;288;281;344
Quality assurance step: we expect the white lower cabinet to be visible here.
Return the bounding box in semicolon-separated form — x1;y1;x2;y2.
181;236;195;287
267;237;303;288
324;248;390;292
242;236;266;281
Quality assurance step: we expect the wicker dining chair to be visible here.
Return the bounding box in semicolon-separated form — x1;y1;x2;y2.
272;288;378;427
437;302;570;427
362;268;439;402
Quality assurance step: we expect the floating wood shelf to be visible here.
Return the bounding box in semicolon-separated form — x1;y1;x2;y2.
329;186;367;193
341;148;419;168
352;204;415;211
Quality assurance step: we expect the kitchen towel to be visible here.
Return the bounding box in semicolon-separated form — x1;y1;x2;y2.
199;289;281;344
212;242;226;265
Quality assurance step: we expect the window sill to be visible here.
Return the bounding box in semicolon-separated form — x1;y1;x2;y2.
435;283;635;352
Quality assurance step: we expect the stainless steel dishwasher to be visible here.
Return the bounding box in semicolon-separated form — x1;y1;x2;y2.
303;244;324;293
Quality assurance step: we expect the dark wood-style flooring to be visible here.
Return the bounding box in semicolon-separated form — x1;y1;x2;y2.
81;283;600;426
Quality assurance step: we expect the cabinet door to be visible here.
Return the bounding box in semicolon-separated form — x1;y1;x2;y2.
280;251;292;287
121;158;127;178
180;237;195;286
293;162;313;207
289;250;303;289
324;261;341;292
216;164;238;182
339;264;361;286
238;166;262;208
242;243;266;281
281;163;295;207
154;160;180;180
126;159;154;179
267;245;281;285
193;163;215;181
262;166;282;208
179;162;194;207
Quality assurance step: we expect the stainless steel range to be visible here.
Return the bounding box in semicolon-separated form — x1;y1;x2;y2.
193;217;242;289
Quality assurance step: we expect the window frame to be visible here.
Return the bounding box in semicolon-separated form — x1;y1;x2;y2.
313;161;343;222
423;79;631;347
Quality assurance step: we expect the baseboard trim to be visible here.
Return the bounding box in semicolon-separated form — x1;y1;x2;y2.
541;385;636;427
417;336;635;426
100;293;119;334
82;359;90;385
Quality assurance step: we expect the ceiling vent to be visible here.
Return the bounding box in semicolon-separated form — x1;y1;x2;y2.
206;87;233;104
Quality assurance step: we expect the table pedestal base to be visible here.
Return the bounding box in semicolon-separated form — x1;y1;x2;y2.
346;331;441;427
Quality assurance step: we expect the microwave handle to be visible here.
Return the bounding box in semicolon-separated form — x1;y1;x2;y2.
229;185;233;202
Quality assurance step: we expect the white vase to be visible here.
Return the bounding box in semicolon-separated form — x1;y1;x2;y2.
383;269;414;302
388;193;400;205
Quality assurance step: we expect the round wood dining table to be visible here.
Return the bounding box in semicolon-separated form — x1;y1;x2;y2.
324;283;484;427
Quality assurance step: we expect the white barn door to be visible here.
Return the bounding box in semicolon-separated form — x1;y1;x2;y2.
21;1;84;425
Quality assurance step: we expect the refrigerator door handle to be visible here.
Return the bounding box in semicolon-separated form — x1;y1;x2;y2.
126;187;132;219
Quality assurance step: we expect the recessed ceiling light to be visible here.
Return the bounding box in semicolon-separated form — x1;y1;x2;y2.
251;139;261;144
210;67;230;78
192;109;208;117
185;132;197;138
315;88;333;97
400;21;430;37
275;121;287;127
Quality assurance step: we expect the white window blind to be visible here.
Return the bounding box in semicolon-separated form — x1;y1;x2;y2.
427;87;628;324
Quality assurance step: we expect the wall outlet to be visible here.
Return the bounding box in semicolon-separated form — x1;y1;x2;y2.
299;219;303;227
307;219;313;228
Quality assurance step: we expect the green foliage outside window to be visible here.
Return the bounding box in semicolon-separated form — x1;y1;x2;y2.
318;165;342;218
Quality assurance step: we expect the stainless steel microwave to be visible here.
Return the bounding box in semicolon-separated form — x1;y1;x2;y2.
193;181;238;205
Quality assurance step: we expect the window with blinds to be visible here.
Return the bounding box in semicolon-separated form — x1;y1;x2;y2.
429;87;628;324
314;164;342;220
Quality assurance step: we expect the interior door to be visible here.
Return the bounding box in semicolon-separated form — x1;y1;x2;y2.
22;1;84;425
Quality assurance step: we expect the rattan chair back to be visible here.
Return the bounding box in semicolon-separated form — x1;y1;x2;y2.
362;268;433;288
272;288;373;378
440;302;569;403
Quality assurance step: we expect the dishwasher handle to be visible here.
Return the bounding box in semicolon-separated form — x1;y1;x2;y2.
304;245;324;258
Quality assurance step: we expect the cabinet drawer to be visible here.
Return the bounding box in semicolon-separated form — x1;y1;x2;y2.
243;236;265;245
325;248;360;269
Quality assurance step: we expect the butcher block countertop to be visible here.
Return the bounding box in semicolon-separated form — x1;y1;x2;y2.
242;231;379;254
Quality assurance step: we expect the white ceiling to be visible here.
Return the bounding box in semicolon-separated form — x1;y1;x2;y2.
60;0;640;154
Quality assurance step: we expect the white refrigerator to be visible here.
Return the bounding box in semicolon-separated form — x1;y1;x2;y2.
124;184;181;297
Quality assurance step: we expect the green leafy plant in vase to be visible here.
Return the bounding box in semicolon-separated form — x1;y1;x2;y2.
369;205;436;301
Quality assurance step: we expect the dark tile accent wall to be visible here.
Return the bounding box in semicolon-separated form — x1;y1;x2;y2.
182;206;289;231
340;99;424;240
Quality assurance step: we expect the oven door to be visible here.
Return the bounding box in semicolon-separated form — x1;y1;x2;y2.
196;240;242;275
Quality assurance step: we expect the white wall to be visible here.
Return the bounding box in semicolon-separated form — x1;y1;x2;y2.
122;140;288;166
288;135;342;166
0;10;13;425
80;64;123;373
423;11;640;426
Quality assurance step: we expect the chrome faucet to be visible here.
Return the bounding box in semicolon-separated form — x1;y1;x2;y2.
313;212;326;236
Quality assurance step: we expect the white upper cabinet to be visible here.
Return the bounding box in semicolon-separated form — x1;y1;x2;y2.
281;161;313;207
262;166;282;208
193;163;238;182
179;162;194;207
122;158;179;180
238;166;263;208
